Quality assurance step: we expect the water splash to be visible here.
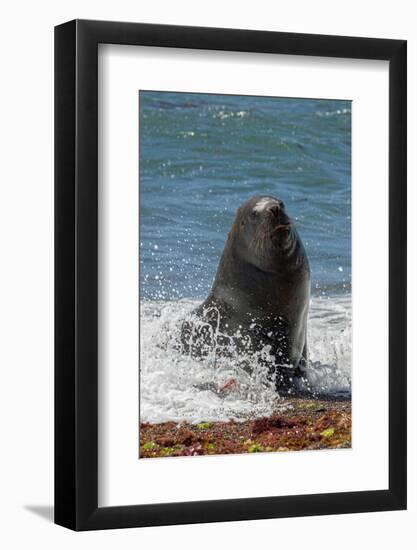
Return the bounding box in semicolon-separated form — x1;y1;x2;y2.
140;296;351;423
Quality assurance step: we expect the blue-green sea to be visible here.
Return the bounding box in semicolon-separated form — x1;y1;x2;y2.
139;91;351;301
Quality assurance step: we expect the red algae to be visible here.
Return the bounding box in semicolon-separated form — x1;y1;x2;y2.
139;398;351;458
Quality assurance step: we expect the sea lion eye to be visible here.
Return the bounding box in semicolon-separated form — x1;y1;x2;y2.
250;209;258;219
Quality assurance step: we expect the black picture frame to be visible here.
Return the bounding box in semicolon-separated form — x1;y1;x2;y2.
55;19;407;531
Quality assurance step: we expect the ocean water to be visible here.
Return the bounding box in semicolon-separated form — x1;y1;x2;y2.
139;91;351;423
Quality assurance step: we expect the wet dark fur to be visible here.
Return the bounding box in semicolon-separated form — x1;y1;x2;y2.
181;195;310;391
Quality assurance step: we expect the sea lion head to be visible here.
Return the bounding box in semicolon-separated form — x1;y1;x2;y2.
233;195;299;272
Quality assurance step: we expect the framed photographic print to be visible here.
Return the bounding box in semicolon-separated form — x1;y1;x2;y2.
55;20;407;530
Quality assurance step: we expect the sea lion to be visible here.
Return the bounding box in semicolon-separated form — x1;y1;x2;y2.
181;195;310;390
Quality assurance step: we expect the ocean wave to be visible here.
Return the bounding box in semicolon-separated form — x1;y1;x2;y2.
139;296;351;423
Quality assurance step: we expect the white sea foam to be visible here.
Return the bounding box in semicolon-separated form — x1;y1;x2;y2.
211;109;249;120
316;107;351;117
140;296;351;423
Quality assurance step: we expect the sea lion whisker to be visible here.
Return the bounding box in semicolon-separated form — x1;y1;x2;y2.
252;230;263;253
261;232;267;253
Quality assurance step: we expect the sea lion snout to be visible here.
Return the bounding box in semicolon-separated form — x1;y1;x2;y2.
267;204;281;218
252;196;289;227
268;207;291;229
262;204;291;232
